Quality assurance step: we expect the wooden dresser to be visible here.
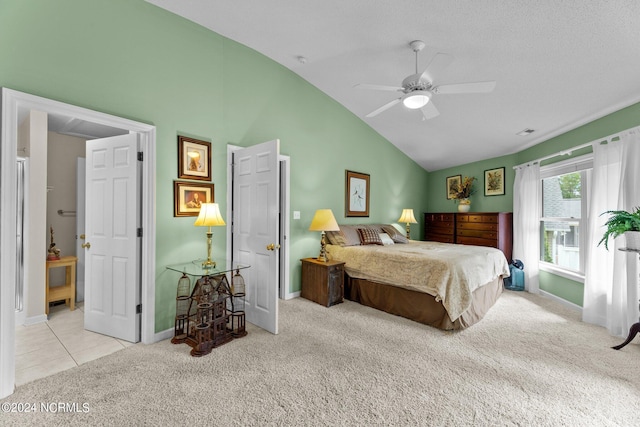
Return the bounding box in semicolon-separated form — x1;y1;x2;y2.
424;212;513;261
423;213;456;243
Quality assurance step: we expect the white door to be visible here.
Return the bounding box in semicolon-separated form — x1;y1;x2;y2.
84;134;140;342
75;157;86;302
233;140;280;334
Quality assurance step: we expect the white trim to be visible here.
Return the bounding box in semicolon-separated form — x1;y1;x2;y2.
284;291;301;300
154;328;174;342
0;88;156;398
539;262;585;283
226;145;240;263
538;153;593;178
23;315;48;326
539;289;582;313
279;155;291;300
1;88;19;398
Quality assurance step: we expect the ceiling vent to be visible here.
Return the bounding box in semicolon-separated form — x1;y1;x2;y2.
516;128;535;136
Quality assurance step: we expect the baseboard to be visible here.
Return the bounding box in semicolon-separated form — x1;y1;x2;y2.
284;291;300;300
538;290;582;313
25;314;47;325
153;328;174;343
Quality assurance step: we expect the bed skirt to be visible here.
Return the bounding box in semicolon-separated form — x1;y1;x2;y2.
344;274;504;330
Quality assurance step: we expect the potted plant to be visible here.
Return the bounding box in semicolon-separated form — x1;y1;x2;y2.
597;207;640;250
452;176;477;212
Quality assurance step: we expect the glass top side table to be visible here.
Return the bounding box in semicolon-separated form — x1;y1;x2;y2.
166;260;250;278
612;248;640;350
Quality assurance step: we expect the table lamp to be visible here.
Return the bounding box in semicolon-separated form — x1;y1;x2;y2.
194;203;226;268
308;209;340;262
398;208;417;238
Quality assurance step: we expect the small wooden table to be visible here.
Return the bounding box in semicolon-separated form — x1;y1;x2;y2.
301;258;345;307
46;256;77;315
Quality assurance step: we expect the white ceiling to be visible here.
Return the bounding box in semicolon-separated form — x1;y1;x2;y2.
146;0;640;171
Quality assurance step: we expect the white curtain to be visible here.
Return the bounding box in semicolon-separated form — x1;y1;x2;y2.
513;163;540;293
583;131;640;336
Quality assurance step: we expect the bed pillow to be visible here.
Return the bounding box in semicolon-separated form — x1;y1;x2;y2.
379;233;395;246
381;225;409;244
326;225;362;246
325;230;346;246
357;227;383;245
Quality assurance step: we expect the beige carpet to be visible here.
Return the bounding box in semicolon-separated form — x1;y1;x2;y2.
2;291;639;426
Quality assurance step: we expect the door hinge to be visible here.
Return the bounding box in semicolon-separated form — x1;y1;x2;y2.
137;228;143;237
137;152;143;161
136;304;142;314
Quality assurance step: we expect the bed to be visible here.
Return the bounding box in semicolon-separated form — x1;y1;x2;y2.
325;224;510;330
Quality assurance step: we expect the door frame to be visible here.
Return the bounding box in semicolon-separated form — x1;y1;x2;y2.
0;88;157;398
226;145;291;299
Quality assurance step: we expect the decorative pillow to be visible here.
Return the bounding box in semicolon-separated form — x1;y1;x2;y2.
379;233;395;246
325;230;346;246
357;227;383;245
381;225;409;244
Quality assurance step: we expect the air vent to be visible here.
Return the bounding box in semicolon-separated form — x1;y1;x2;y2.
516;128;535;136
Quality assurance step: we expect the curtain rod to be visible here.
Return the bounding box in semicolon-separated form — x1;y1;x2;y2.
512;141;593;170
512;125;640;170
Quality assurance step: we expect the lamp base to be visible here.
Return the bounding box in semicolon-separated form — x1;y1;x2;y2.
317;231;328;262
202;259;216;269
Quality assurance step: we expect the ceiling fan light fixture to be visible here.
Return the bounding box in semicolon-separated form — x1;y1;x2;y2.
402;91;430;109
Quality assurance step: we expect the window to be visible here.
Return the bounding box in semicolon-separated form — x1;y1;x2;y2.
539;154;592;279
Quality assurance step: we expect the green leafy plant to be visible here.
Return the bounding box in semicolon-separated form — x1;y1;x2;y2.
597;207;640;250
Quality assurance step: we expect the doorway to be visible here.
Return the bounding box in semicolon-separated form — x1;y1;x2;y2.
0;88;157;399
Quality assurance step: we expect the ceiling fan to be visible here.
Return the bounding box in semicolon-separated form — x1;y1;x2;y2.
355;40;496;120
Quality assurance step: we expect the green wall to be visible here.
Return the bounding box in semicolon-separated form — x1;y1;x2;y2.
426;102;640;307
426;153;518;214
0;0;429;332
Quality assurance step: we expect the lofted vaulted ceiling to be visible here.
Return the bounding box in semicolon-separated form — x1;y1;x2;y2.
147;0;640;171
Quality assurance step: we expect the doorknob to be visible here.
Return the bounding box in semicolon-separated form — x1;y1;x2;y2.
266;243;281;251
82;242;91;249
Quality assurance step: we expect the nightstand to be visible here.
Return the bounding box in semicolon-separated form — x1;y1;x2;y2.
301;258;345;307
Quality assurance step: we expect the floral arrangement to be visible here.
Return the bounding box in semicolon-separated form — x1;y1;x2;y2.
452;176;477;200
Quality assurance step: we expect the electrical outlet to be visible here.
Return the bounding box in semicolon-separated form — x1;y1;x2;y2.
293;211;301;220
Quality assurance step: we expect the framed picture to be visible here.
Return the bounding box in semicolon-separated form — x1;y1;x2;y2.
345;170;370;217
484;167;505;196
178;136;211;181
446;175;462;199
174;181;214;217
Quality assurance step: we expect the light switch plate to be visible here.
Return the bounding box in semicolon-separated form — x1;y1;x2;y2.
293;211;301;219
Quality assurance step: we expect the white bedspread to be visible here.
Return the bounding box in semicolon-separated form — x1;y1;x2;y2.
327;241;510;322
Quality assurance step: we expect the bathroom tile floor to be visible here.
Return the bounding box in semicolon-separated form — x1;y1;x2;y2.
15;302;135;386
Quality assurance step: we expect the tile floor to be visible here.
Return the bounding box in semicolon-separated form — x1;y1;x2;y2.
14;302;135;386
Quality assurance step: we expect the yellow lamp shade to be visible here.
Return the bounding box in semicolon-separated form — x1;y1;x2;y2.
309;209;340;232
398;209;417;224
194;203;226;227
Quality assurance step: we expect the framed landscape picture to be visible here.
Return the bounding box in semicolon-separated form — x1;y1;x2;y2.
345;170;370;217
178;135;211;181
484;167;505;196
446;175;461;200
174;181;214;217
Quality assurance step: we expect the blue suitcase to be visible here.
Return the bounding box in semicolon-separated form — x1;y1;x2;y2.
504;260;525;291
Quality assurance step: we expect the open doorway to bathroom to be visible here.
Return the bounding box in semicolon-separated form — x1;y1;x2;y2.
1;88;157;398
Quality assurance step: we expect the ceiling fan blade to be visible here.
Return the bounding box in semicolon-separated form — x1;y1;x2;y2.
354;83;403;92
420;53;454;83
366;98;401;118
421;101;440;120
434;81;496;94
